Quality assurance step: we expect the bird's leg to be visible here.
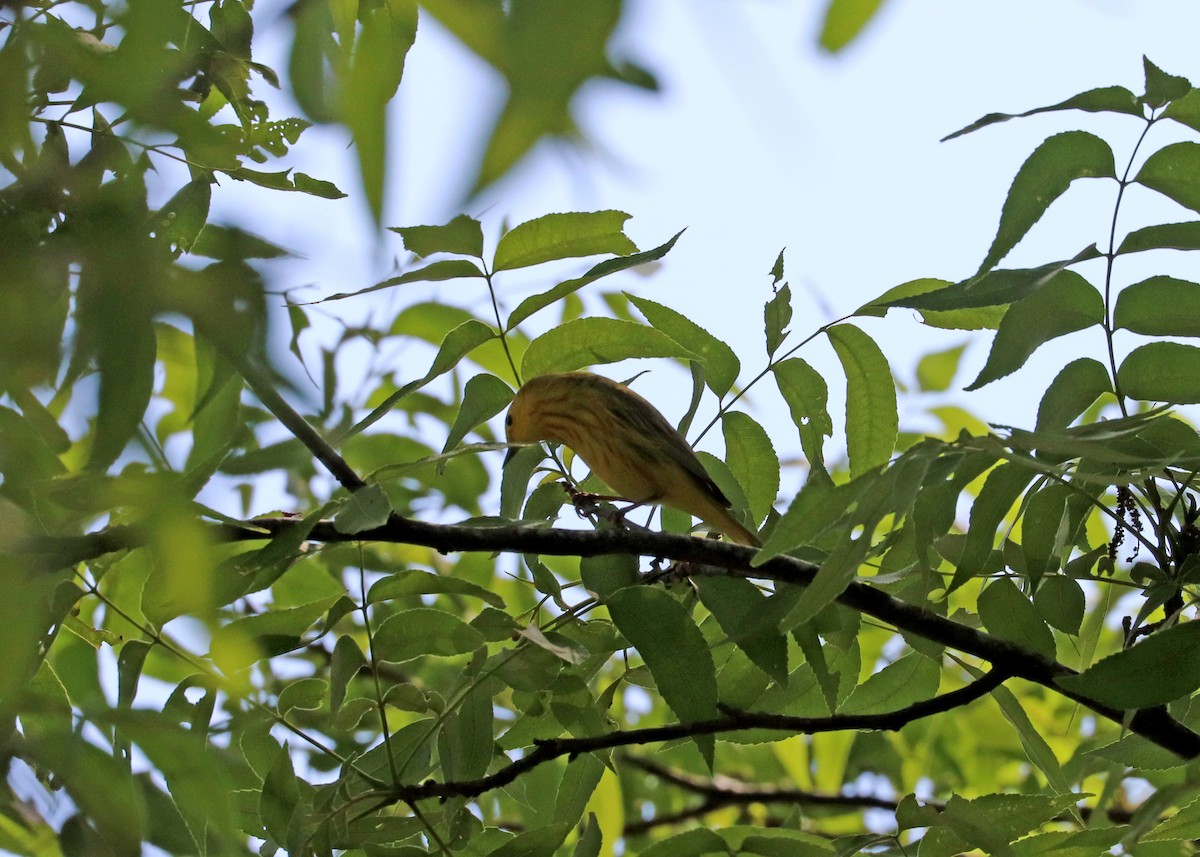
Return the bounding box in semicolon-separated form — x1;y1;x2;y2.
562;484;658;532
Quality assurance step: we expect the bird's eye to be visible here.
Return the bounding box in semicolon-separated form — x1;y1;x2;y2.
505;414;513;426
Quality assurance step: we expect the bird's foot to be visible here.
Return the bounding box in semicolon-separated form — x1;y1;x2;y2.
561;484;653;533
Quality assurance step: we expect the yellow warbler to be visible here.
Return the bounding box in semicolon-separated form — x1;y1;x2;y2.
505;372;761;546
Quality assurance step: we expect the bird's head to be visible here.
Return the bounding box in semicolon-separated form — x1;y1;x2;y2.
504;376;551;464
504;373;588;465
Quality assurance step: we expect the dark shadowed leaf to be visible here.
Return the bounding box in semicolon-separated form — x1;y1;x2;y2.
966;271;1103;390
373;608;486;663
606;587;719;766
1135;142;1200;214
976;132;1114;276
979;578;1055;659
1114;276;1200;336
1058;622;1200;709
1118;342;1200;404
942;86;1142;141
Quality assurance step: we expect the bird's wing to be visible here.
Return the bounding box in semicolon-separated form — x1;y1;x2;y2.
608;386;732;509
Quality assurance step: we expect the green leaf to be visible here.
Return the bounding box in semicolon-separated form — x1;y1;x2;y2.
916;343;967;392
347;319;497;437
333;483;392;534
778;531;872;631
25;732;145;855
1034;575;1085;636
827;324;897;478
210;594;342;669
554;753;605;832
1135;142;1200;214
1058;621;1200;709
86;296;157;471
1090;732;1190;770
373;607;486;663
722;411;779;526
368;569;505;608
580;554;639;600
342;0;417;224
329;634;365;715
818;0;886;53
1142;56;1192;108
893;248;1101;311
117;639;152;709
520;317;694;378
156;178;212;252
261;743;301;847
754;470;857;564
507;230;683;330
979;578;1055;659
769;248;785;284
629;294;740;397
1035;358;1112;431
391;214;484;258
278;677;327;714
606;587;719;766
1114;275;1200;336
694;576;788;683
485;823;573;857
1164;88;1200;134
729;827;834;856
1118;342;1200;404
966;270;1103;389
989;685;1074;797
978;132;1114;276
1145;795;1200;841
186;338;242;482
1021;485;1070;586
951;463;1035;592
764;283;792;357
443;373;514;454
190;225;290;260
439;683;494;781
639;827;727;857
315;259;485;304
942;86;1142;141
773;357;832;474
493;211;637;272
573;814;603;857
1118;220;1200;255
110;710;241;850
841;653;940;715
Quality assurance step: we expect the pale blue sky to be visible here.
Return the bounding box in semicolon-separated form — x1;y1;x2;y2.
210;1;1200;493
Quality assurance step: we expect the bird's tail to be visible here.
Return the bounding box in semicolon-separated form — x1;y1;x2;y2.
702;506;761;547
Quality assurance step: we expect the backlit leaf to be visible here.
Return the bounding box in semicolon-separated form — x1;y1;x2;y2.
493;211;637;272
828;324;897;477
521;317;694;379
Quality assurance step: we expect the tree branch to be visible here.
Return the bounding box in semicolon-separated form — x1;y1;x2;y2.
620;757;1139;836
377;669;1014;803
20;515;1200;759
232;355;366;493
622;755;919;836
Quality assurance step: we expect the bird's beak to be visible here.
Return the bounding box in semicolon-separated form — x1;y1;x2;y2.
504;445;518;467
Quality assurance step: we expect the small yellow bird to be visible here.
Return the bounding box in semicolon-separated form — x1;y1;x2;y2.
505;372;761;546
